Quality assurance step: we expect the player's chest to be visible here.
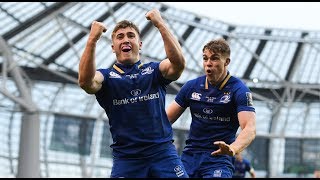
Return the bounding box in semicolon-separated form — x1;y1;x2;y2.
189;89;233;104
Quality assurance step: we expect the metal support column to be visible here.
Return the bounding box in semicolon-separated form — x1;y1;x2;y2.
0;37;39;178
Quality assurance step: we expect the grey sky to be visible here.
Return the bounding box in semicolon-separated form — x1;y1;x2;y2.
163;2;320;31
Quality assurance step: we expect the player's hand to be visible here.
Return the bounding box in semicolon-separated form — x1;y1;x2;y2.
89;21;107;42
211;141;235;157
145;8;164;28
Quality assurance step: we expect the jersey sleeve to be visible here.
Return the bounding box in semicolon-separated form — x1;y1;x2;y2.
95;68;108;94
152;62;173;86
234;83;255;113
174;81;192;108
96;68;108;82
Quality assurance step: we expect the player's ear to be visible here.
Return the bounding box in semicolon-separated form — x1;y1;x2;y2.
139;41;142;50
225;58;230;66
111;44;115;53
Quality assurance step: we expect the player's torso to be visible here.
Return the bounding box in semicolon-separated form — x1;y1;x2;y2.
183;76;239;151
187;76;238;126
107;62;158;102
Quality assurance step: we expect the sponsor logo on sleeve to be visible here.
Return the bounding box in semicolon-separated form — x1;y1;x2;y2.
246;92;253;106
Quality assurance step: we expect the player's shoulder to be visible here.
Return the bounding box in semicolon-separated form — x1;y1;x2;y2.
141;61;159;68
229;75;245;84
97;68;110;74
184;75;205;87
228;75;251;91
189;75;206;84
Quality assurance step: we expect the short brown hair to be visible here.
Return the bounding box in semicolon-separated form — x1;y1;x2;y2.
202;38;230;57
111;20;140;39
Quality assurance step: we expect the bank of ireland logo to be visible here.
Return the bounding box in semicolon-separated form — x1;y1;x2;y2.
174;165;184;177
203;108;213;114
130;89;141;96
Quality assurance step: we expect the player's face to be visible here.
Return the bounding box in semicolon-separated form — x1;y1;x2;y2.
202;48;229;81
112;27;142;65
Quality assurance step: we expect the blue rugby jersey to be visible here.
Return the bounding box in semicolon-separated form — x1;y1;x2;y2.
95;60;173;158
175;72;255;153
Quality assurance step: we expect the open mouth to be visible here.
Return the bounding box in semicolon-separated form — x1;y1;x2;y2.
122;46;131;52
122;48;131;52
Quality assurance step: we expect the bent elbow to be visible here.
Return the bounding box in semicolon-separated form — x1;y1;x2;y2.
174;60;186;80
78;80;92;94
78;79;87;89
179;56;186;71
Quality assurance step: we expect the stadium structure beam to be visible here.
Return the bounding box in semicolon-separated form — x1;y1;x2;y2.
0;37;40;178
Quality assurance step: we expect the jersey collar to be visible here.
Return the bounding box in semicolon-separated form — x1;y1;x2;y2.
205;71;231;90
112;60;143;74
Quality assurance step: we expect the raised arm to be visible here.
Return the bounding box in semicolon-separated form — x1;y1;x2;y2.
145;9;185;80
78;21;106;94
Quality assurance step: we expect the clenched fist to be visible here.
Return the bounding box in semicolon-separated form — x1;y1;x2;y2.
145;9;165;28
89;21;107;43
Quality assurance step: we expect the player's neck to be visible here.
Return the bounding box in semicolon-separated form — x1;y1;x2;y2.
207;71;228;86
